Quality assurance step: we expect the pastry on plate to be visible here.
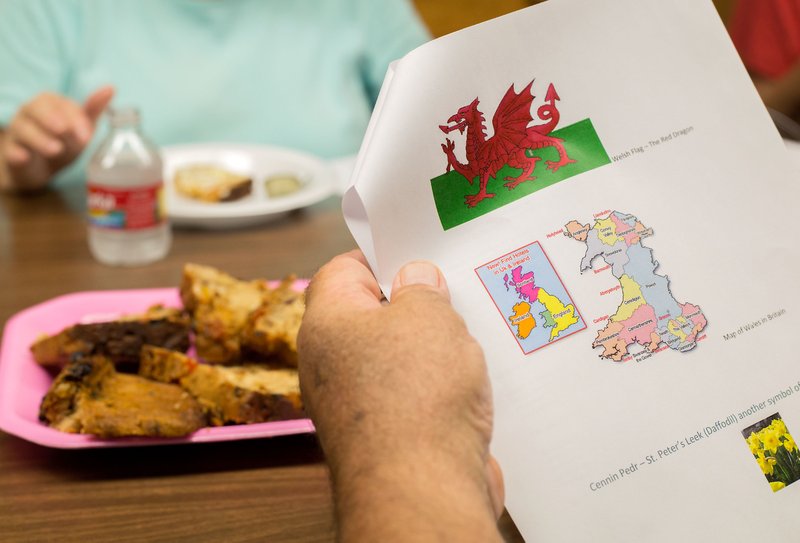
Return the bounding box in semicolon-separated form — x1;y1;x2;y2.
174;164;252;203
140;346;303;425
39;355;206;438
30;305;191;371
180;263;304;366
180;263;270;364
241;277;304;367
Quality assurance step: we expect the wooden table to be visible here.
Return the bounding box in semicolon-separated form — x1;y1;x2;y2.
0;185;523;542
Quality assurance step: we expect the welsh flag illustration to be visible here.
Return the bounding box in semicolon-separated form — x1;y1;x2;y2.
432;80;610;230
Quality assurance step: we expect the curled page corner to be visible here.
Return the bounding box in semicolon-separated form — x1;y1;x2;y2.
341;185;391;299
343;61;402;300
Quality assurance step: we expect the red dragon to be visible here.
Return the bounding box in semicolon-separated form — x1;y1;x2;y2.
439;80;575;208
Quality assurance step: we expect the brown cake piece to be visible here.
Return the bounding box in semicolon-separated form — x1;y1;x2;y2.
39;356;206;438
174;164;252;203
181;365;303;425
139;345;303;425
241;277;304;367
180;263;270;364
30;305;191;371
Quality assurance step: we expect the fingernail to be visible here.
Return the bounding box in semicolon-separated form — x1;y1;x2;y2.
397;261;441;288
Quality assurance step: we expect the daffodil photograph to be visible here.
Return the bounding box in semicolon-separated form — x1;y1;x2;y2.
742;413;800;493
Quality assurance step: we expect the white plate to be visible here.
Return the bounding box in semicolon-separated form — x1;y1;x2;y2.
162;143;335;229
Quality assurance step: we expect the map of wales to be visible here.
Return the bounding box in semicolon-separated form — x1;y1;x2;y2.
565;211;707;361
476;242;585;354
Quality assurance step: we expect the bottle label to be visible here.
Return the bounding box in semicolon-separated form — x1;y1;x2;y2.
87;182;165;230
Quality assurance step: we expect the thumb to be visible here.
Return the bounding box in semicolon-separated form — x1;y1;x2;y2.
390;261;451;302
84;85;115;124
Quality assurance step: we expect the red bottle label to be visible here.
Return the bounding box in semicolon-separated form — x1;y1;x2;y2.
87;182;165;230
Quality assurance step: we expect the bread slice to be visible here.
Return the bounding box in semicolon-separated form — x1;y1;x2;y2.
241;277;304;367
30;305;191;371
180;263;270;364
180;263;304;366
39;355;206;438
140;346;303;425
174;164;252;203
181;364;303;425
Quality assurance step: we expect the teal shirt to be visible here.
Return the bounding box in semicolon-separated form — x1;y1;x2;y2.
0;0;429;186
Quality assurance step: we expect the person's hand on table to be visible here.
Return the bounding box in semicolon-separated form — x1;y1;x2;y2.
0;85;114;192
298;250;504;542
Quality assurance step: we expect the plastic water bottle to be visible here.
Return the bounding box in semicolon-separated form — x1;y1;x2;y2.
86;107;171;266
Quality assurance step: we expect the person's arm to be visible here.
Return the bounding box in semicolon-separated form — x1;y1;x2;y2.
0;87;114;193
298;251;503;542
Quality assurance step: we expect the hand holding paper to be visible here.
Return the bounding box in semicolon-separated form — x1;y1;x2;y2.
298;251;503;540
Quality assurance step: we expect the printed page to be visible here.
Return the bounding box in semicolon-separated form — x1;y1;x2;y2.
343;0;800;540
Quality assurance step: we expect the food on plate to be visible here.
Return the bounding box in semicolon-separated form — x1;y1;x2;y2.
138;343;199;383
183;364;302;425
30;305;190;371
39;355;206;438
34;263;307;438
180;263;303;365
174;164;253;203
264;174;302;198
140;346;303;425
241;277;304;367
180;262;271;364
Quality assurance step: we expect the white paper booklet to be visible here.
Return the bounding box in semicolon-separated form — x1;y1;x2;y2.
342;0;800;540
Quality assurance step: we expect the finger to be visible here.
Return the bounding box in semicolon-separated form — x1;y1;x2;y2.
9;116;63;157
390;260;451;302
21;93;91;146
83;85;115;124
27;95;92;149
2;140;31;166
58;100;92;144
20;95;70;137
305;250;384;311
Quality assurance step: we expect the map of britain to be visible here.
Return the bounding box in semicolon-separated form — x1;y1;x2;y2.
564;211;707;361
476;241;585;354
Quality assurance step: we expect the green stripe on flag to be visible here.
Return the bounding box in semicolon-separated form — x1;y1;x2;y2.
430;118;610;230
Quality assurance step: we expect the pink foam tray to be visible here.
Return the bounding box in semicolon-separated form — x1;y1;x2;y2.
0;287;314;448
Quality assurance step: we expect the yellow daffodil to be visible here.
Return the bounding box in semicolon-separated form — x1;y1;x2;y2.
783;434;797;453
770;419;788;436
761;429;781;454
756;452;775;476
770;481;785;492
747;432;761;455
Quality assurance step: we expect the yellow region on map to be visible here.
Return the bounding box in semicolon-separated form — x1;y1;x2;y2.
667;317;689;341
610;275;646;322
508;301;536;339
594;217;620;246
537;288;579;341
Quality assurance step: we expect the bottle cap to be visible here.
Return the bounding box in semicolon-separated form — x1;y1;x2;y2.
108;107;140;127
